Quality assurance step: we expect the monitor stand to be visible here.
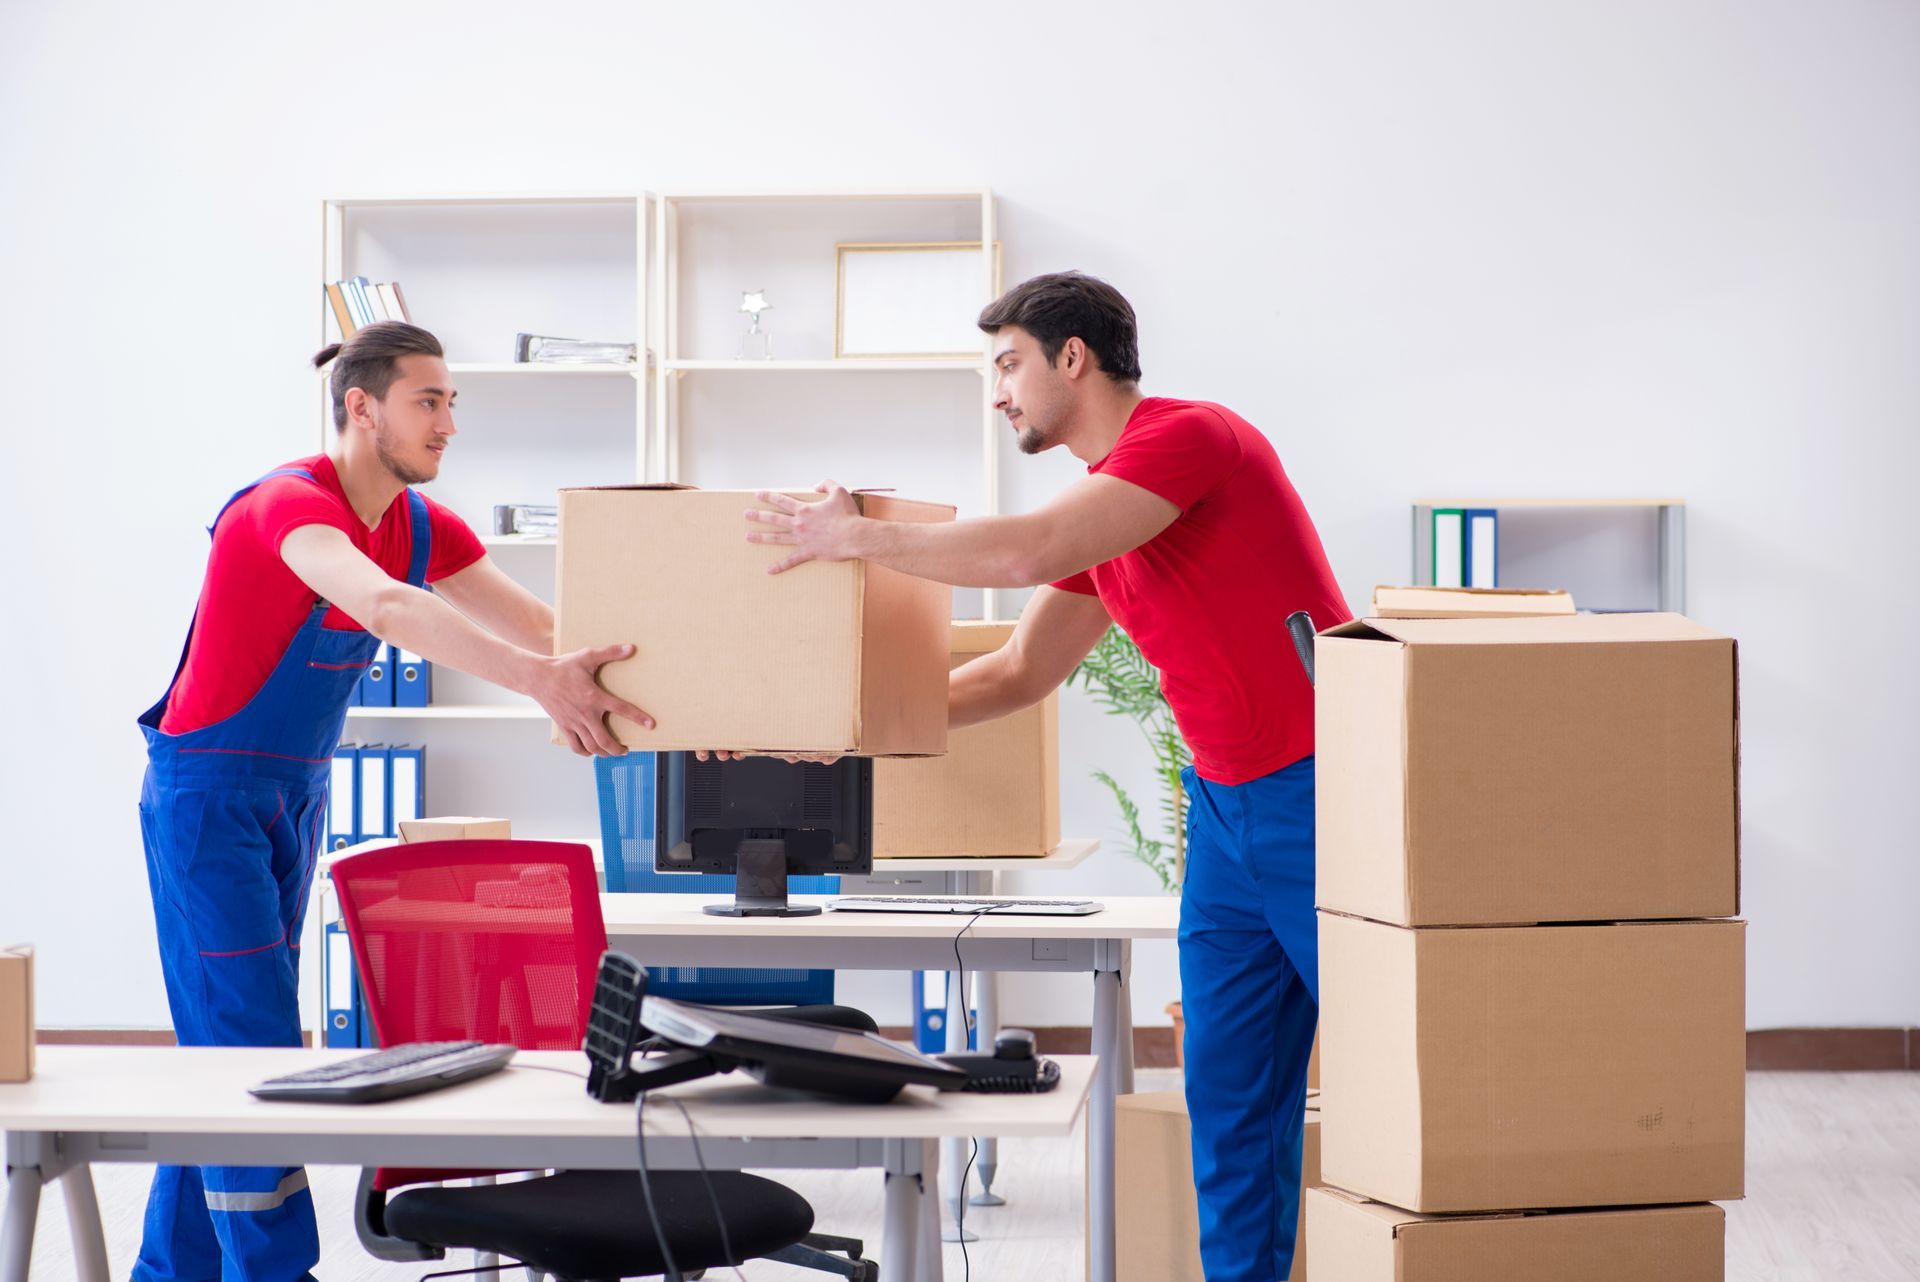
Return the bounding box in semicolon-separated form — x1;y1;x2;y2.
704;838;823;917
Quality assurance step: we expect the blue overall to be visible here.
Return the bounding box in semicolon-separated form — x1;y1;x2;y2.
1178;754;1319;1282
134;469;430;1282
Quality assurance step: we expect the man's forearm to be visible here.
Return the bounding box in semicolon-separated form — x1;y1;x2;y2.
369;583;545;698
854;513;1056;588
950;651;1046;730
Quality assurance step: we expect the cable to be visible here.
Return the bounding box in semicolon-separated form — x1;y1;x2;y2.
508;1062;588;1079
663;1095;748;1282
634;1091;680;1281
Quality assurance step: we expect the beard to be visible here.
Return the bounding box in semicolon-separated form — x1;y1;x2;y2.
1016;425;1049;455
373;420;436;486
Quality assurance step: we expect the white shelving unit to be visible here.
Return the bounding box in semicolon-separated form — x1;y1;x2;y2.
344;704;548;721
650;188;1006;616
1411;498;1686;613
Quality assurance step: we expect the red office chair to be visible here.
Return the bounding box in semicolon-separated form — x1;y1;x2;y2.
330;840;873;1281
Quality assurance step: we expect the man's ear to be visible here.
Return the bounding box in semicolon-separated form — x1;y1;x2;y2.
1060;336;1090;382
343;386;372;428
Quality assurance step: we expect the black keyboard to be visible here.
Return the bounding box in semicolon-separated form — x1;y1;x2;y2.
249;1041;517;1104
829;895;1103;916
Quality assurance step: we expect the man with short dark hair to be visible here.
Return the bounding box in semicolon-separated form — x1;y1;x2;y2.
745;271;1349;1281
134;321;649;1282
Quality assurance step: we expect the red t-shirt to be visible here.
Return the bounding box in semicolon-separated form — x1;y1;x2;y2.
1052;398;1352;785
159;455;486;735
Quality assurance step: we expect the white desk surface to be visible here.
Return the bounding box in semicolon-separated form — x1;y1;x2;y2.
320;837;1098;877
599;894;1177;941
0;1047;1094;1143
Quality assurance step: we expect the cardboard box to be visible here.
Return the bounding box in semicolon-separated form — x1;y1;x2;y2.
1318;911;1746;1213
873;621;1060;857
1117;1091;1320;1282
1316;612;1740;926
398;817;513;843
1370;585;1576;618
0;945;32;1083
555;486;955;756
1306;1187;1724;1281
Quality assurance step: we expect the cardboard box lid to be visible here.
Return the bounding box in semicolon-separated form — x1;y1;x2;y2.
949;620;1017;654
558;483;955;519
1371;585;1577;618
1312;1186;1724;1238
1327;612;1728;647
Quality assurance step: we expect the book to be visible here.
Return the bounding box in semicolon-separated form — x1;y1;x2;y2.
388;281;412;322
325;284;356;339
513;333;637;364
1432;508;1465;588
376;283;403;322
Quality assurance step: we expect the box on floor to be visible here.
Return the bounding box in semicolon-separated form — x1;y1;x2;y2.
1117;1091;1319;1282
1315;612;1739;926
1306;1187;1724;1281
874;621;1060;858
555;486;954;756
1317;911;1746;1213
0;945;30;1083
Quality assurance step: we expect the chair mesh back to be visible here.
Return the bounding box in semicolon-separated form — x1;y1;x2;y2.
329;839;607;1192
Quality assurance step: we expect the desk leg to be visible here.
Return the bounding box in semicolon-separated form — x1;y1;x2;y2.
1118;938;1136;1096
882;1137;929;1282
916;1137;945;1282
940;964;978;1243
970;963;1006;1207
1088;946;1122;1282
1;1158;42;1282
61;1165;109;1282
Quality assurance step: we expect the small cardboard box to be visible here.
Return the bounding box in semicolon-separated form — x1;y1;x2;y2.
1369;585;1576;618
0;945;33;1083
1117;1091;1320;1282
1306;1188;1724;1281
1318;911;1746;1213
398;817;513;843
873;621;1060;857
1316;612;1739;926
555;486;954;756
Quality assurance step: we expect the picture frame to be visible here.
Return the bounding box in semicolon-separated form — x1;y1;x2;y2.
835;240;1004;359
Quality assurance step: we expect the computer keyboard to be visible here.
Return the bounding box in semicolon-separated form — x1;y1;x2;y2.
249;1041;517;1104
828;895;1104;917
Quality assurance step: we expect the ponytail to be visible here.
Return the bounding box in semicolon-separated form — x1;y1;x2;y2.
312;342;343;370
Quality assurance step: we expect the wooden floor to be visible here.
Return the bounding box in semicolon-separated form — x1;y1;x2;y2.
10;1069;1919;1280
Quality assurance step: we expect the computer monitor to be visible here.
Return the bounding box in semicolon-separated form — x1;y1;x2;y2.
653;752;873;917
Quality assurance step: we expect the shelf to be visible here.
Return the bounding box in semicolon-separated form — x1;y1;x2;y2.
480;534;556;548
662;358;987;374
446;362;642;376
1414;498;1685;509
345;704;548;720
656;188;989;205
327;192;643;208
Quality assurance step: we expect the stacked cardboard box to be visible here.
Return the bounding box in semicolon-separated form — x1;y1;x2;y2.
874;621;1061;857
1309;612;1745;1279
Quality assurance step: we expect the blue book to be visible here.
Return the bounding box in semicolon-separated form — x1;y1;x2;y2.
327;745;360;850
389;745;425;832
394;647;431;707
358;642;395;707
357;744;391;841
323;918;360;1048
1463;509;1499;588
910;971;976;1054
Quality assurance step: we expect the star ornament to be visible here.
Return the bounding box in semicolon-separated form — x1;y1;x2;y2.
739;290;773;318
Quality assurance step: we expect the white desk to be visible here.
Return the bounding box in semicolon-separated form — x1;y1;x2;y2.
0;1046;1094;1282
595;894;1175;1282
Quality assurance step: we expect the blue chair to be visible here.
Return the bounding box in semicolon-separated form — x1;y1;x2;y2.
595;753;837;1007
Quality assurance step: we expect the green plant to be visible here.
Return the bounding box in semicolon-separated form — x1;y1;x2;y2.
1068;625;1190;893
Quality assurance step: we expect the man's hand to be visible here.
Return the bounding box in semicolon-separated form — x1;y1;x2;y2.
530;644;654;757
745;481;865;574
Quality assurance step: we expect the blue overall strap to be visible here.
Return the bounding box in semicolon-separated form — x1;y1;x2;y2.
206;467;317;539
402;489;432;588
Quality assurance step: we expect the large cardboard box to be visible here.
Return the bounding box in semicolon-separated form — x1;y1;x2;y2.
873;621;1060;857
0;945;32;1083
398;817;512;843
1117;1091;1320;1282
1318;911;1746;1213
1316;612;1739;926
1306;1187;1724;1281
555;486;954;755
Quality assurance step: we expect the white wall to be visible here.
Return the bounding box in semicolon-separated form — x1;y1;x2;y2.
2;0;1915;1032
